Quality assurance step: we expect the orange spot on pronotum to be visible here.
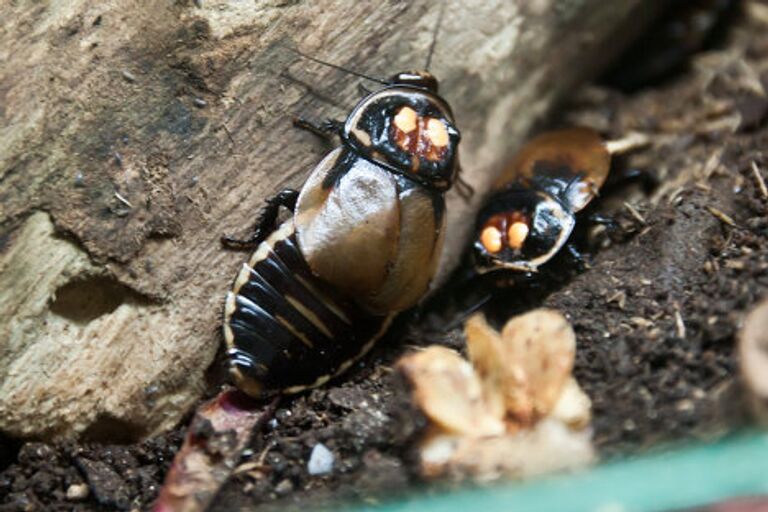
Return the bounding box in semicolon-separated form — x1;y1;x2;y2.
393;106;418;133
481;226;503;253
507;222;529;250
426;118;449;147
392;108;449;163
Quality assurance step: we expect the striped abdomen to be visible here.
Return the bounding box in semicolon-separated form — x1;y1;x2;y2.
223;221;393;396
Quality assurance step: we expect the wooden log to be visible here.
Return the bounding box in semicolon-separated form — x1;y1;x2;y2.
0;0;654;440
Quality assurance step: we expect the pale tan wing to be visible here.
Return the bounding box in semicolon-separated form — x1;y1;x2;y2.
295;149;400;310
365;186;445;313
493;128;610;211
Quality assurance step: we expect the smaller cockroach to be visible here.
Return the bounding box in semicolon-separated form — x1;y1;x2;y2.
473;127;648;275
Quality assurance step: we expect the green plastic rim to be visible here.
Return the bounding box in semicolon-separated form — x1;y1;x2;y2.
347;432;768;512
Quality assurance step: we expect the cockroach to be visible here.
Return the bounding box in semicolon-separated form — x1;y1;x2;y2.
473;127;647;275
222;68;461;396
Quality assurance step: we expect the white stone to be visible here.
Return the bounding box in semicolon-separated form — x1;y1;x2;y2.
66;483;89;501
307;443;335;476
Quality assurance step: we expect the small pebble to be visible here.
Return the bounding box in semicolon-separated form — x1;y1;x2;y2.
274;478;294;495
121;70;137;83
193;97;207;108
66;483;89;501
307;443;334;475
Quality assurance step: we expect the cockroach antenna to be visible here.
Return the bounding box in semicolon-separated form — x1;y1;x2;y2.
425;2;447;71
286;46;389;86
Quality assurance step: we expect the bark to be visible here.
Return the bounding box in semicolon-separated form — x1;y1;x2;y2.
0;0;653;440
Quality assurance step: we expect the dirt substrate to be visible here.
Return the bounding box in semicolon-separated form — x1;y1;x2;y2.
3;4;768;511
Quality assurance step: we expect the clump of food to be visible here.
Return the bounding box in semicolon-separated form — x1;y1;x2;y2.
739;299;768;425
397;309;594;481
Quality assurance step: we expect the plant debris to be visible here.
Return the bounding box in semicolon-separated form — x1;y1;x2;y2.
154;390;273;512
397;309;594;481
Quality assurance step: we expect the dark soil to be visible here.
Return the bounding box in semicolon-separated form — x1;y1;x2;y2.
0;433;182;511
3;3;768;511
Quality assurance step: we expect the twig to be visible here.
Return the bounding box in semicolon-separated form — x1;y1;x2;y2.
114;192;133;209
702;149;724;179
221;122;236;146
623;202;646;224
674;307;686;339
706;206;737;227
751;161;768;199
667;186;686;205
605;132;650;155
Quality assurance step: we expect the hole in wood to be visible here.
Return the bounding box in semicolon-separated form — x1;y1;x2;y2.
49;275;149;324
80;413;147;443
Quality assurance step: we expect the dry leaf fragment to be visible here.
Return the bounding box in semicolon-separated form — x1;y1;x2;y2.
500;309;576;421
464;315;509;422
153;390;273;512
397;346;505;437
420;419;595;482
398;308;593;482
466;310;576;426
550;378;592;430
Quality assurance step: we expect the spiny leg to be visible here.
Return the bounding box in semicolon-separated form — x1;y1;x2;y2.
293;116;344;143
562;242;590;272
588;212;620;232
221;189;299;250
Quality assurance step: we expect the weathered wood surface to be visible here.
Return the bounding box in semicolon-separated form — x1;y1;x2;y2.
0;0;653;440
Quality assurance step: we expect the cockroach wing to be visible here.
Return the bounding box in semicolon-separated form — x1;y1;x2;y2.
494;128;610;212
295;148;401;313
366;184;444;313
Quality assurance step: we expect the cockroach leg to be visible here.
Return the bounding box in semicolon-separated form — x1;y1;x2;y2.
587;212;621;231
562;242;590;272
293;116;344;142
221;189;299;250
